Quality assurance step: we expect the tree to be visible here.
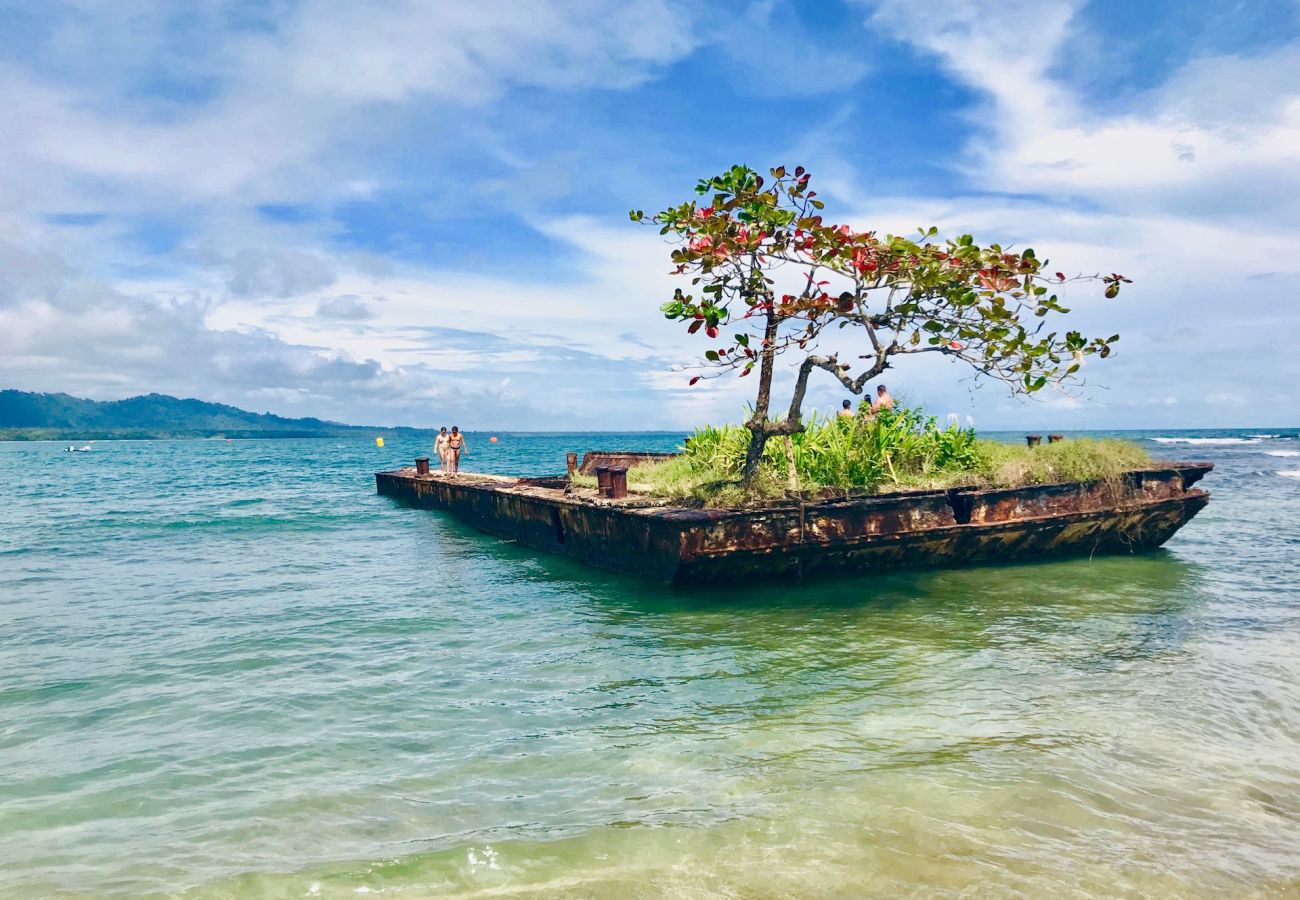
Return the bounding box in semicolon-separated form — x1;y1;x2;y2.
632;165;1129;481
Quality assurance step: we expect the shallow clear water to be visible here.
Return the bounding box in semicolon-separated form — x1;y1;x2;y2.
2;430;1299;898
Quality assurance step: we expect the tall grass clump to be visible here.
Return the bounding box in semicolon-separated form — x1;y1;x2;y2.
976;437;1150;487
612;405;1153;507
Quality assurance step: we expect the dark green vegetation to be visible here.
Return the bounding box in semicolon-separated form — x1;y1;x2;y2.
582;406;1152;507
0;390;430;440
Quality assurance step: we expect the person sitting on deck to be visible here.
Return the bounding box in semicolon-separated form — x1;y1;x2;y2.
838;399;855;418
434;427;450;472
447;426;468;474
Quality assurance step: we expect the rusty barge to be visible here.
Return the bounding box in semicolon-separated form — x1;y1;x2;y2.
375;453;1212;584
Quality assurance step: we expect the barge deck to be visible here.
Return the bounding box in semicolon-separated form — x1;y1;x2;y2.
375;461;1212;584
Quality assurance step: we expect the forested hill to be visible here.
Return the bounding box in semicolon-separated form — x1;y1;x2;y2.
0;390;425;439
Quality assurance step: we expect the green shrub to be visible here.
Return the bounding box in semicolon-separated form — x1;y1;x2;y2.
591;405;1153;507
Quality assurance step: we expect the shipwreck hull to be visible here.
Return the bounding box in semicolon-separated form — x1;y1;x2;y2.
375;463;1211;584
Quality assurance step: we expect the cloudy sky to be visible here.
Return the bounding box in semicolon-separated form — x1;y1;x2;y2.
2;0;1297;430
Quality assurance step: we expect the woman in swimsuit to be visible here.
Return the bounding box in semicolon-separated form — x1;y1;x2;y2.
447;427;467;474
434;427;450;472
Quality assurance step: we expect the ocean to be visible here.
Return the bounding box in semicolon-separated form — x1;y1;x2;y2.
2;429;1299;897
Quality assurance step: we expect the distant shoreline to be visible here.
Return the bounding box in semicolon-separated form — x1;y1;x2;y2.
0;429;438;442
2;426;1296;444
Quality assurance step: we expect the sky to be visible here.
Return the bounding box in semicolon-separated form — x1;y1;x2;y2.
2;0;1298;431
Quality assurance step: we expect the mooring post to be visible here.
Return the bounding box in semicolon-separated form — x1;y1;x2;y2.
607;467;628;500
1026;434;1042;448
415;456;430;475
1048;433;1064;443
595;465;613;498
566;452;578;475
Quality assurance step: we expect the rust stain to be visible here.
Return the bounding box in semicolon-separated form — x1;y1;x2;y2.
376;462;1213;585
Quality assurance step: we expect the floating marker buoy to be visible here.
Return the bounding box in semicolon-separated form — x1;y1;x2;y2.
375;437;384;448
489;436;498;443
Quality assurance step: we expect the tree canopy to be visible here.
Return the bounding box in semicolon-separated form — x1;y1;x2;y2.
633;164;1129;479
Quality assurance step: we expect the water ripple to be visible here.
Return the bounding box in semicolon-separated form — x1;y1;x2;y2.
1;432;1298;897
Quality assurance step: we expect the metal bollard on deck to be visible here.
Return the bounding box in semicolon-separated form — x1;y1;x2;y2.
566;452;578;475
1048;433;1064;443
607;466;629;500
1026;434;1042;448
595;465;613;498
415;456;430;475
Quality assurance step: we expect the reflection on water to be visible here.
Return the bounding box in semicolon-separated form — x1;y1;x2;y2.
1;433;1298;898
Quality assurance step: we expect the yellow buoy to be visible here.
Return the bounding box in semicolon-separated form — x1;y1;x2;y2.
375;437;384;447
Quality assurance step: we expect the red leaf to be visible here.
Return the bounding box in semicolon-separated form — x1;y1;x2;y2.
706;325;719;338
687;319;702;334
1055;272;1065;281
689;376;701;386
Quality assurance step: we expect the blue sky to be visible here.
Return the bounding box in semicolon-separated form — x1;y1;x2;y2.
1;0;1298;430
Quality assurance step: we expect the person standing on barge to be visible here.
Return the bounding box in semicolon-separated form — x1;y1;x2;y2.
434;427;451;472
447;427;468;474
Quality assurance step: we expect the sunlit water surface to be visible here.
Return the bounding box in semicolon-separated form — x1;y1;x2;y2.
2;430;1298;898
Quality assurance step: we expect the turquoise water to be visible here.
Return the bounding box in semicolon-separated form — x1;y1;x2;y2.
2;430;1299;898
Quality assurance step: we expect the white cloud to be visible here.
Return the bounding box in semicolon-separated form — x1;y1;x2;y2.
2;0;699;203
860;0;1300;222
837;0;1300;426
3;0;1297;431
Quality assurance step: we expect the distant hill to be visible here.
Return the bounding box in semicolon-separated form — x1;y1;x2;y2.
0;390;429;440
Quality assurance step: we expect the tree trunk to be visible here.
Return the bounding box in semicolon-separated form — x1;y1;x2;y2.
742;308;781;482
783;436;798;491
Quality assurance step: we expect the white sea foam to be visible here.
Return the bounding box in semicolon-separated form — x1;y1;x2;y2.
1151;437;1259;445
1266;450;1300;457
1280;470;1300;479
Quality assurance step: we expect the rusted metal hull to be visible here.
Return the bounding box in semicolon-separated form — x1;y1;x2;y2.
375;463;1212;584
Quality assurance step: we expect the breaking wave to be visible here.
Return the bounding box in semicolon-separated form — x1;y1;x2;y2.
1267;450;1300;458
1151;437;1259;445
1279;470;1300;480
